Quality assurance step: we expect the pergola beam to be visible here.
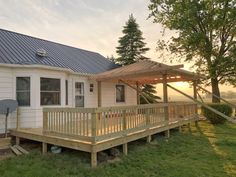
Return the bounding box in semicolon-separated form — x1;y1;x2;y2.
94;64;184;82
99;77;193;85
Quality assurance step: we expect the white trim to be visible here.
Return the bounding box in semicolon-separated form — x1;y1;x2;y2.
0;63;93;77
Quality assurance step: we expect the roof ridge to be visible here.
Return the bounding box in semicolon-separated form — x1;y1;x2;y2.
0;28;101;56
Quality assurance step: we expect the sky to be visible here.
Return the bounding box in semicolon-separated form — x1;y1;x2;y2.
0;0;233;99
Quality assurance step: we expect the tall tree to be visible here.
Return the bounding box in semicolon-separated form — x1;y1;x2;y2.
116;14;160;104
149;0;236;103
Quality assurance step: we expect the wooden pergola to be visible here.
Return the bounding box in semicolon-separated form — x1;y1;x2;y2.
92;60;201;105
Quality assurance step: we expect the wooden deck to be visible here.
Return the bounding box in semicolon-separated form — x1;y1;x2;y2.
11;102;199;167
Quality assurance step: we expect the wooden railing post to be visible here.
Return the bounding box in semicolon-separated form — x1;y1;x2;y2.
122;110;127;133
122;110;128;155
146;108;151;143
193;80;199;126
43;110;48;133
91;110;97;168
16;108;20;130
91;112;97;141
163;74;170;138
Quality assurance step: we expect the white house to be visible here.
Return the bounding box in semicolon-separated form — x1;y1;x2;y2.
0;29;137;133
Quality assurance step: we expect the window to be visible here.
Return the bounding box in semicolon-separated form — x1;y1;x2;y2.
16;77;30;106
40;78;60;105
116;85;125;103
75;82;84;107
65;80;68;105
90;83;94;92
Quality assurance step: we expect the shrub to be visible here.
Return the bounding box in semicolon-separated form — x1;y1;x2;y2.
201;103;233;124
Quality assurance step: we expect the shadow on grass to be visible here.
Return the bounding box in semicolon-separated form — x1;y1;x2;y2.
0;121;236;177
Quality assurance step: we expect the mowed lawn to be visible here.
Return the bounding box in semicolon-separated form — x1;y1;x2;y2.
1;121;236;177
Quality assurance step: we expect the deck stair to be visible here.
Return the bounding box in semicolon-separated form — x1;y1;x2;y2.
10;145;29;156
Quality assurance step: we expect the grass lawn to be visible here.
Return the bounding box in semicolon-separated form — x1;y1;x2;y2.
1;120;236;177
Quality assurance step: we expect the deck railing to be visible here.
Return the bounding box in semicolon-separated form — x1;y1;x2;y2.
43;102;197;143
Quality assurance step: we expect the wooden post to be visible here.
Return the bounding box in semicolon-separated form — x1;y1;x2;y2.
123;143;128;155
179;126;182;132
91;111;98;167
193;80;198;126
16;137;20;145
16;108;20;130
163;74;170;138
42;142;47;154
136;82;140;105
146;108;151;143
97;81;102;107
43;111;48;133
91;112;97;140
91;151;97;168
122;110;128;155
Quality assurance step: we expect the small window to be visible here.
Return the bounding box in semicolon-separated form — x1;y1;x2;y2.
65;80;68;105
16;77;30;106
75;82;84;107
40;78;61;105
90;83;94;92
116;85;125;103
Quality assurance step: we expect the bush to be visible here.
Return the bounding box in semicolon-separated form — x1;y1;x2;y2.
201;103;233;124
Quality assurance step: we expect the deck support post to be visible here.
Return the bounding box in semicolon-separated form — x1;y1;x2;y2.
147;135;152;143
163;74;170;138
193;80;198;126
91;151;97;168
42;142;47;154
16;137;20;145
178;126;182;132
123;143;128;155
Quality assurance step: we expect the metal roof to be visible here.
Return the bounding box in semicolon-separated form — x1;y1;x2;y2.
0;29;118;74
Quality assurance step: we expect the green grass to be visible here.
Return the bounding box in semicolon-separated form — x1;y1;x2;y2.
1;121;236;177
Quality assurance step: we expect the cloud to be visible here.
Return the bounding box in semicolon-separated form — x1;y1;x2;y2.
0;0;164;62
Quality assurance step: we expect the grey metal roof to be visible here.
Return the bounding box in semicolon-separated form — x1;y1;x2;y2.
0;29;118;74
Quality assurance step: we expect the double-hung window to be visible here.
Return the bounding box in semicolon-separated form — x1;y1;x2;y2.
116;85;125;103
40;78;61;105
75;82;84;107
16;77;30;106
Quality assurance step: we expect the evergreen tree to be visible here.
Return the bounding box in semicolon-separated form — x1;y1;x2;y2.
116;14;149;65
116;14;160;104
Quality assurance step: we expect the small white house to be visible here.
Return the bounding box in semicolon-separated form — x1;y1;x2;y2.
0;29;137;133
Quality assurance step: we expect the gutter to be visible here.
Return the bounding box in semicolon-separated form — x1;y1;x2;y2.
0;63;94;77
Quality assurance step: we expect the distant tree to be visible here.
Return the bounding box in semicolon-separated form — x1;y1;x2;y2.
116;14;160;104
149;0;236;103
107;55;116;63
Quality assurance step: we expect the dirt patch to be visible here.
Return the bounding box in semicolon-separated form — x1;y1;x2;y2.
0;148;14;160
